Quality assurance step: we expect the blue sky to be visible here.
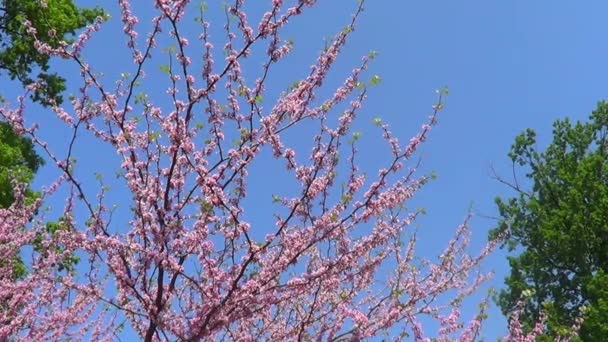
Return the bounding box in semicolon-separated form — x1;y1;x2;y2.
9;0;608;340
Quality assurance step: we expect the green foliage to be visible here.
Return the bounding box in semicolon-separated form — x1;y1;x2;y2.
0;122;79;279
0;121;44;208
0;0;105;106
581;271;608;339
0;121;43;280
32;218;80;273
369;74;381;86
491;101;608;339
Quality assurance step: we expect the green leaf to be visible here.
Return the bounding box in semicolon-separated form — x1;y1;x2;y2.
436;86;449;95
369;74;382;86
200;200;214;214
148;132;161;141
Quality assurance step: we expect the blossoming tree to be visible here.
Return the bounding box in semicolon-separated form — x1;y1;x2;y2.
0;0;574;340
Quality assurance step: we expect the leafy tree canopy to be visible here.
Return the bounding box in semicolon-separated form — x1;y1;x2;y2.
0;121;43;279
0;0;104;106
0;121;43;208
0;122;79;280
492;101;608;340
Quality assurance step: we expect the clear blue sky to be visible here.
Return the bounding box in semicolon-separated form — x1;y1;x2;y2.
11;0;608;340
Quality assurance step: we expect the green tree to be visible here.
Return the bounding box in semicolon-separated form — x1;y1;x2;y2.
0;121;44;279
0;121;79;279
0;121;43;207
0;0;104;105
0;127;78;336
492;101;608;340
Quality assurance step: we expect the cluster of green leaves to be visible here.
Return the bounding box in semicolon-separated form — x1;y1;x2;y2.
0;0;104;105
1;121;80;277
0;121;43;207
33;218;80;274
0;121;42;279
0;123;80;280
491;101;608;340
